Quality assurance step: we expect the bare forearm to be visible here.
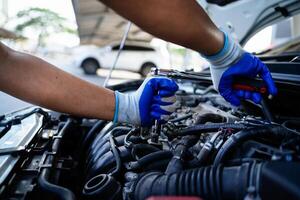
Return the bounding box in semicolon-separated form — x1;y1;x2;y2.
0;44;115;120
100;0;223;55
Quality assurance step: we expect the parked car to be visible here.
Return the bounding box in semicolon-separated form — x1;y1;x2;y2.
71;42;169;76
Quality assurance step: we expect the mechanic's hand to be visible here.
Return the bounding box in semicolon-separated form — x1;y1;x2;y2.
113;77;179;127
219;52;277;106
205;31;277;106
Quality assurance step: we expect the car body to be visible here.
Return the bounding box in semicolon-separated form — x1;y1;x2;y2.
71;42;169;76
257;35;300;57
198;0;300;45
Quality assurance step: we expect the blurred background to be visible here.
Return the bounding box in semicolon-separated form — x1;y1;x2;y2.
0;0;299;114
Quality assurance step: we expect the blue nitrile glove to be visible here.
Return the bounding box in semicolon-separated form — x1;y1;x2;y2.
113;77;179;127
204;31;277;106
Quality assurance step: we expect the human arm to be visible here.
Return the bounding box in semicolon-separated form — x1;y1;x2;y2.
0;42;115;120
0;42;178;125
100;0;277;105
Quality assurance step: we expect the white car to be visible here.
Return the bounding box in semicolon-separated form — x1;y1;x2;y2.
71;42;169;76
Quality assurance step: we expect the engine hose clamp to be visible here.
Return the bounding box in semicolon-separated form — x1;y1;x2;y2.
244;162;263;200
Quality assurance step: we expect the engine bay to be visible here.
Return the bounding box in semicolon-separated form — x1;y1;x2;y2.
0;76;300;200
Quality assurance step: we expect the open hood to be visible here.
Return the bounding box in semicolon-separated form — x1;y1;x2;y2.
198;0;300;45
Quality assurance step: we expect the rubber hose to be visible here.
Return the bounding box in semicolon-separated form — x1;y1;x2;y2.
165;158;183;174
213;125;291;165
127;151;172;170
131;144;161;160
143;159;172;171
133;163;247;200
87;146;132;179
132;162;300;200
109;134;121;176
38;119;76;200
38;169;76;200
165;136;198;174
177;123;248;136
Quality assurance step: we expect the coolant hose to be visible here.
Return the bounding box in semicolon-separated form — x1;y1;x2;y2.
87;145;132;179
131;144;161;160
38;120;76;200
126;151;172;170
165;136;198;174
132;162;300;200
213;125;291;165
38;169;76;200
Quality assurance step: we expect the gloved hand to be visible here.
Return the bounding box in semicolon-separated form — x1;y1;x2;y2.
113;77;179;127
205;31;277;106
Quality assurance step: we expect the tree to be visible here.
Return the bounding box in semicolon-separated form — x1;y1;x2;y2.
14;7;76;48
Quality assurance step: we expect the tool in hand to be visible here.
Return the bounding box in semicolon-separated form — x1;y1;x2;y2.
233;77;274;122
151;67;161;144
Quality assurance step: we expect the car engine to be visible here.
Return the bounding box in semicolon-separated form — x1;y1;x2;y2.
0;73;300;200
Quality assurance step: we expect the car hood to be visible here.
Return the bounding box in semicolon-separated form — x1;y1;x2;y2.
198;0;300;45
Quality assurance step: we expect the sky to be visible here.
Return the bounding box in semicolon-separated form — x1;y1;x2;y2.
5;0;79;47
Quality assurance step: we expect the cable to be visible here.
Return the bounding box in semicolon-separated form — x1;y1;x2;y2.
103;21;132;87
175;122;249;136
109;134;122;177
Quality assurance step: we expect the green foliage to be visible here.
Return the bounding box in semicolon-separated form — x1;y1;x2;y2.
170;48;187;57
14;7;76;47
